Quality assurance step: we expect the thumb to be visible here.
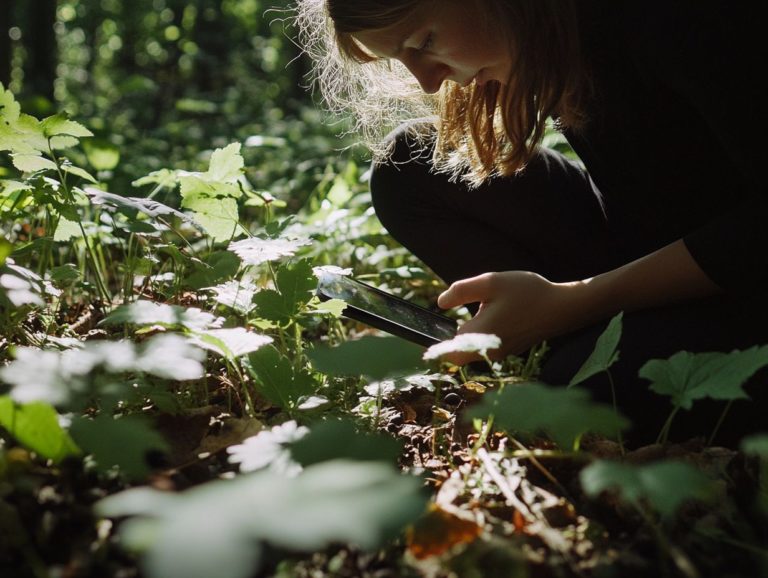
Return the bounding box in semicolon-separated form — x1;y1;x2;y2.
438;273;494;309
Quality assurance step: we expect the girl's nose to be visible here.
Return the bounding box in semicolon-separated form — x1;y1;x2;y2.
403;58;448;94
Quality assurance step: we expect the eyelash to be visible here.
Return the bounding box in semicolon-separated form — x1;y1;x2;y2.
419;33;433;51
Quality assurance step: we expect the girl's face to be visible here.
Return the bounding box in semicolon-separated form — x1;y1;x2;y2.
352;2;511;94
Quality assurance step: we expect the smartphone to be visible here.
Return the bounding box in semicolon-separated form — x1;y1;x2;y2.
316;272;457;347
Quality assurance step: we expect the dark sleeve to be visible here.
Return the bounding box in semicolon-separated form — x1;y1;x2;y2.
626;1;768;293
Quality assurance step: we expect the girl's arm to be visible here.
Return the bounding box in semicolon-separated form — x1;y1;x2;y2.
437;238;722;364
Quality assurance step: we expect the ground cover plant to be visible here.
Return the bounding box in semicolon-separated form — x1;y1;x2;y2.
2;3;768;577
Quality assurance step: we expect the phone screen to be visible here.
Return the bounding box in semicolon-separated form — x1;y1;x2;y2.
316;273;457;346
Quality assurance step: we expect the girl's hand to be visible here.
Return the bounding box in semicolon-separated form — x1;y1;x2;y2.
437;271;583;365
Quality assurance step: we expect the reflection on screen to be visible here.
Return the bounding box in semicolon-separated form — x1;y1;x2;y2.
318;274;456;342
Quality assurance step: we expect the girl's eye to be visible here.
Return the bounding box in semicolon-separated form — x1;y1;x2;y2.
419;33;433;52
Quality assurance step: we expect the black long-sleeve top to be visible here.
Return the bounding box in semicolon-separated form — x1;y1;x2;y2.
565;0;767;294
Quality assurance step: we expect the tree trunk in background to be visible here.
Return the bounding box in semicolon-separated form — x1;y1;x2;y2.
0;0;12;87
23;0;57;101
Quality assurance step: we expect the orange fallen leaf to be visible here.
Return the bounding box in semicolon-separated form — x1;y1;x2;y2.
406;504;483;560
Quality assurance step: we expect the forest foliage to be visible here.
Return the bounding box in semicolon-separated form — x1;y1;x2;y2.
1;2;767;577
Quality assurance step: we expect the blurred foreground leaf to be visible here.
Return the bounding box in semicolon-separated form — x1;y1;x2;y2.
70;414;168;480
580;459;713;519
466;382;628;450
0;396;80;462
309;335;424;381
290;419;402;467
97;460;427;578
245;345;316;411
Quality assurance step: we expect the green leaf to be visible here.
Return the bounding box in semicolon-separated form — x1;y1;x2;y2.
569;312;623;387
101;300;222;331
580;459;713;519
190;328;272;359
184;194;240;242
62;164;97;183
184;251;241;290
97;460;427;578
53;216;82;242
308;335;425;381
305;297;347;318
205;143;244;183
0;237;12;265
70;414;168;480
290;419;402;467
0;396;80;462
40;112;93;139
640;346;768;410
466;382;629;449
741;434;768;458
84;187;204;233
246;345;317;410
252;289;288;323
11;153;57;173
253;260;317;324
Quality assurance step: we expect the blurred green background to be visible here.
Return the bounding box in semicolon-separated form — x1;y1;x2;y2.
1;0;351;205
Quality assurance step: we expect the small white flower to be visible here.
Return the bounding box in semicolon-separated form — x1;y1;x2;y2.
423;333;502;360
228;236;311;266
227;420;309;476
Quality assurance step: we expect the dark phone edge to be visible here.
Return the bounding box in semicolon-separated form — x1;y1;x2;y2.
315;277;457;347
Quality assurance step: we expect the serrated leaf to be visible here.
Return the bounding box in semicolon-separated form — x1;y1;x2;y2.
580;459;713;519
205;143;244;183
253;260;316;324
11;153;57;173
190;327;272;359
466;382;628;449
101;300;223;331
246;345;316;410
306;297;347;318
640;346;768;410
569;312;623;387
62;164;97;183
0;396;80;462
228;236;311;266
308;335;425;381
41;112;93;138
228;420;306;475
252;289;289;323
0;335;205;409
70;414;168;480
132;168;177;189
290;419;402;467
185;195;240;242
179;174;240;200
84;187;204;232
97;460;426;578
54;216;82;242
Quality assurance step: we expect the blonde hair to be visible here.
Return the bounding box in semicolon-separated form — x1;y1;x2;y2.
294;0;588;186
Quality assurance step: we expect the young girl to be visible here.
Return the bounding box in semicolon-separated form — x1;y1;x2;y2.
296;0;767;444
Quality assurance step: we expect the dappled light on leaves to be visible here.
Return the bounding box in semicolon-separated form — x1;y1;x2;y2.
423;333;501;360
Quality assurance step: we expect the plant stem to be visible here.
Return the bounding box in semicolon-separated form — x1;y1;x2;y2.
656;407;680;445
707;400;734;446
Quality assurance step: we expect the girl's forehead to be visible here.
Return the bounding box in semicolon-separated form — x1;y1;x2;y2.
352;13;427;59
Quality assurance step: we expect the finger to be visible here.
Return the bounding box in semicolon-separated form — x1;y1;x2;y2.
437;273;495;309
